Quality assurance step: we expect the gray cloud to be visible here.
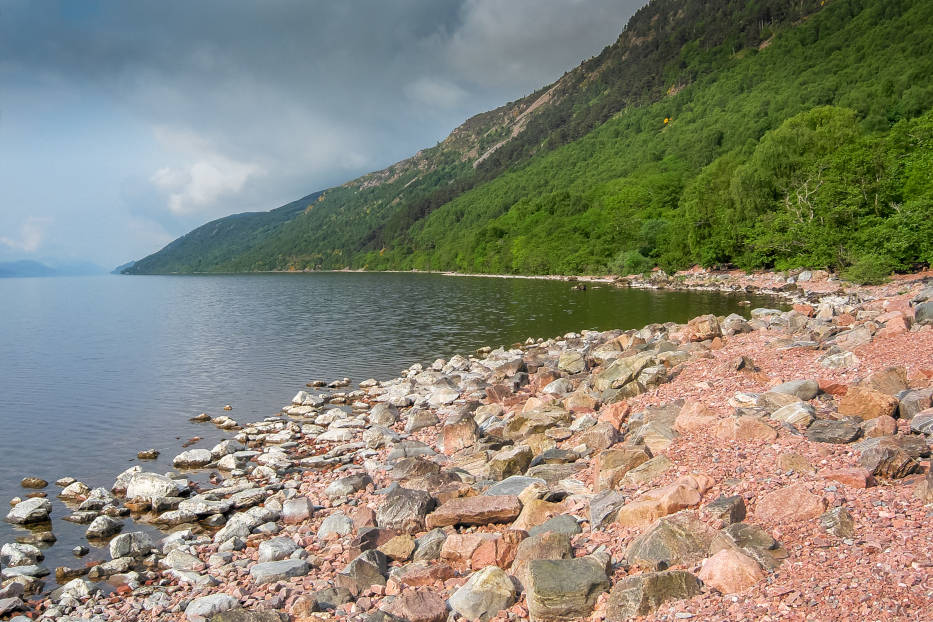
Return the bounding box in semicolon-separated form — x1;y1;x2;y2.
0;0;642;264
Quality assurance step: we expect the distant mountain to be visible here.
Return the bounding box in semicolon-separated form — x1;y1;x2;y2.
0;259;106;278
0;260;58;278
126;0;933;282
111;261;136;275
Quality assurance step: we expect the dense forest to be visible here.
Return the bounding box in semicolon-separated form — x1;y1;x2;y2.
126;0;933;283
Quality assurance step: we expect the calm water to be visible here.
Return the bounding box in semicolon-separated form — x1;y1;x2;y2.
0;272;781;572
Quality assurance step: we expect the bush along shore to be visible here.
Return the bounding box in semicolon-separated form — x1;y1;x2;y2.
2;270;933;622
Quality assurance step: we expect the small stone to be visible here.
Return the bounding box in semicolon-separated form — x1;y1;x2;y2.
109;531;153;558
820;506;855;538
137;449;160;460
704;495;746;524
20;477;47;489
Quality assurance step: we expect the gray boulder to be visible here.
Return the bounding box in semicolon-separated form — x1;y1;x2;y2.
257;537;299;563
5;498;51;524
249;559;310;584
525;557;610;621
184;593;239;622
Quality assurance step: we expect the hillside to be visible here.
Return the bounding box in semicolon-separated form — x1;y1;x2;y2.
126;0;933;281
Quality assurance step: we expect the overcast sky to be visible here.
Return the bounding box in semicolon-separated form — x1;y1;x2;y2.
0;0;643;267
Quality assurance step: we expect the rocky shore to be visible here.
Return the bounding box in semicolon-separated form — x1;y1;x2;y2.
2;268;932;622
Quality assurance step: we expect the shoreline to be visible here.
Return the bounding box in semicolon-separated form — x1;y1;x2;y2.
3;269;931;621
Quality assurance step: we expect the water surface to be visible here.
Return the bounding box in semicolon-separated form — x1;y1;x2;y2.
0;272;781;572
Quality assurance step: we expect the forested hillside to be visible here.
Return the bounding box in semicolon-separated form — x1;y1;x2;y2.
126;0;933;282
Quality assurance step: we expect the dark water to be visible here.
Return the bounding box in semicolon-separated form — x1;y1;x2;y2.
0;272;781;573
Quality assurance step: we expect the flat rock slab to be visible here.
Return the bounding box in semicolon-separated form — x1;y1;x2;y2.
426;495;521;528
248;559;310;584
5;498;51;524
484;476;546;497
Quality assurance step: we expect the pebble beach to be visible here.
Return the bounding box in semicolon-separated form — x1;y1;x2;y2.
2;268;932;622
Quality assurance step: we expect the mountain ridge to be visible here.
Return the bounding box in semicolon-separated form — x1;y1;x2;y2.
125;0;932;281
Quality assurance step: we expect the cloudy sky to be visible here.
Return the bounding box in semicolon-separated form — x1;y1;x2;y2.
1;0;643;267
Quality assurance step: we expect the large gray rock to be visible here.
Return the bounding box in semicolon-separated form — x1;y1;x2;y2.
625;512;715;571
448;566;518;622
109;531;153;559
325;474;373;499
163;549;204;572
770;379;819;401
179;496;234;516
376;486;434;534
184;593;239;622
318;512;354;540
0;543;43;567
125;472;179;501
249;559;310;584
915;301;933;325
525;557;610;621
898;390;932;420
258;537;299;563
5;498;51;524
85;515;122;539
605;570;702;621
589;490;626;527
172;449;214;468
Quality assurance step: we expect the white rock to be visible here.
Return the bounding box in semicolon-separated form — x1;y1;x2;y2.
257;537;299;562
58;481;91;500
184;593;239;622
125;472;179;501
172;449;213;469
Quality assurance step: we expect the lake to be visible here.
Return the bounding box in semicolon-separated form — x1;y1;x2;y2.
0;272;781;572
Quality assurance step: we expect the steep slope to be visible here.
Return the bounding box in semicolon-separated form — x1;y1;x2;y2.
127;0;932;279
126;191;322;274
